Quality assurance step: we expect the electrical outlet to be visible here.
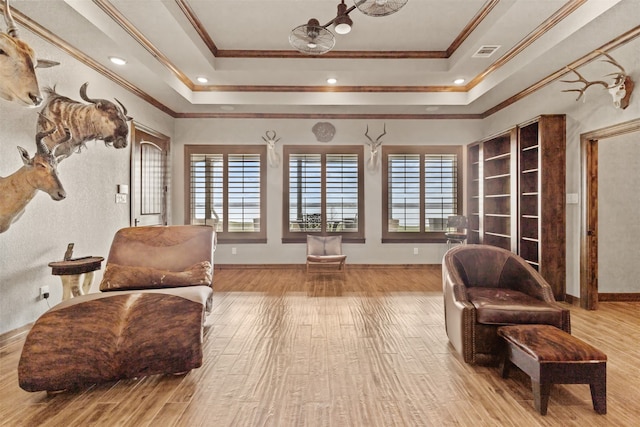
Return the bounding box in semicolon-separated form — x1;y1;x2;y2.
39;285;50;299
413;247;419;255
232;247;237;255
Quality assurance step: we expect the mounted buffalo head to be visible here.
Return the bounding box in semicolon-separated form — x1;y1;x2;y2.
37;82;133;160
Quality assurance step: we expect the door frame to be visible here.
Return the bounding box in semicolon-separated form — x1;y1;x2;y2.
130;122;171;227
580;118;640;309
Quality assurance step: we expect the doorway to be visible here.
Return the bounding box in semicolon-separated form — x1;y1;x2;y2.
580;118;640;309
131;123;170;227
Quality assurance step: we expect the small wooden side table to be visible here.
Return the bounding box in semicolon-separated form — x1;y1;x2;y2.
48;256;105;300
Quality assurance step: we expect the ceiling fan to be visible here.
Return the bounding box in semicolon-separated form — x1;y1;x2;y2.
289;19;336;55
289;0;409;55
355;0;409;17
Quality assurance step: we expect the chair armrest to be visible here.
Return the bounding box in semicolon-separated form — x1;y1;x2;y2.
443;256;476;363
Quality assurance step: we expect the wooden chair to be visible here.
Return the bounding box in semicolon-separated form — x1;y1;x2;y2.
444;215;468;249
306;235;347;275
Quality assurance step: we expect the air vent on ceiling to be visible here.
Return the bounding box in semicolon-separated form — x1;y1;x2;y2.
472;45;501;58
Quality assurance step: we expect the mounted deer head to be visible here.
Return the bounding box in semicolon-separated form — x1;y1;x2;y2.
561;50;634;109
364;123;386;170
0;0;59;106
262;130;281;168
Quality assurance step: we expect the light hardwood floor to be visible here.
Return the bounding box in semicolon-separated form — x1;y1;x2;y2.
1;265;639;426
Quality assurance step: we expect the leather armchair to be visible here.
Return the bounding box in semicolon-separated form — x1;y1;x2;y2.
442;244;570;364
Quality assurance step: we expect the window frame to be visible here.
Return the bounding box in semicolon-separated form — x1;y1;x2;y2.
184;144;267;244
282;145;365;244
382;145;463;243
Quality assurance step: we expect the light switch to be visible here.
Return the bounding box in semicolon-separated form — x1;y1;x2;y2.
115;194;127;204
566;193;579;204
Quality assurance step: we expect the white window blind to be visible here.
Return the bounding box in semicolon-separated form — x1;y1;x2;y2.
385;148;460;237
140;142;164;215
326;154;358;232
284;146;364;240
288;154;321;231
388;154;421;232
228;154;261;231
189;152;261;233
425;154;458;231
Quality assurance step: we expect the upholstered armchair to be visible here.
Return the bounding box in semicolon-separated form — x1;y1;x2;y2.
442;244;570;364
306;235;347;275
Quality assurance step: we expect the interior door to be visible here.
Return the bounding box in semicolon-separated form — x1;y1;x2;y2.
131;123;170;227
580;118;640;309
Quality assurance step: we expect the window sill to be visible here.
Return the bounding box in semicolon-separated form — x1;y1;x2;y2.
217;238;267;244
282;237;365;244
381;233;447;244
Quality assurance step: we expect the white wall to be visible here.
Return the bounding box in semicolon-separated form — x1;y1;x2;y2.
0;35;174;334
172;119;482;266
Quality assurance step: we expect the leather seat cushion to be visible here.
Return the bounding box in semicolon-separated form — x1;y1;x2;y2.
467;287;564;327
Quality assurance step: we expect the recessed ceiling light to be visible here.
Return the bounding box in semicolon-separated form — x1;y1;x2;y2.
453;78;465;85
197;76;208;83
220;105;235;111
109;56;127;65
327;78;337;84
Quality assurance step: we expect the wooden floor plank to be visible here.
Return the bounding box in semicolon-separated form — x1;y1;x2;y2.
1;266;639;426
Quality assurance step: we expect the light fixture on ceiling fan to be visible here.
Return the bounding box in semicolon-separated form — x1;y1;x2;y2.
289;0;408;55
334;1;353;35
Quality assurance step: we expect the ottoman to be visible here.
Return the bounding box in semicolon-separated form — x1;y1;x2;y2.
498;324;607;415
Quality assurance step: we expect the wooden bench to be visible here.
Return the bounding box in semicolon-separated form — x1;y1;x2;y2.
497;324;607;415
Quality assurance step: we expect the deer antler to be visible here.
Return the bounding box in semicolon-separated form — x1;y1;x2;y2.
560;68;610;101
262;130;280;143
561;50;630;101
364;123;386;147
597;50;627;86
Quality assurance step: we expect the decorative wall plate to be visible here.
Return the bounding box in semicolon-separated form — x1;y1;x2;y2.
312;122;336;142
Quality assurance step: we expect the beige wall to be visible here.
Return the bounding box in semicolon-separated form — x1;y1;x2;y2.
598;133;640;293
172;119;481;267
0;36;173;334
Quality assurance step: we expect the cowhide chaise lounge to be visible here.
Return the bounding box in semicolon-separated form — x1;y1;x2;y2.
18;225;215;392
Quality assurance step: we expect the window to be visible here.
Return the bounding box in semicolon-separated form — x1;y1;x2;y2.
185;145;266;243
382;145;462;243
283;145;364;243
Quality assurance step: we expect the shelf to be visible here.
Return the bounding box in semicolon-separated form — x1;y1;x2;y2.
485;231;511;239
485;173;510;180
468;115;565;299
484;152;510;162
